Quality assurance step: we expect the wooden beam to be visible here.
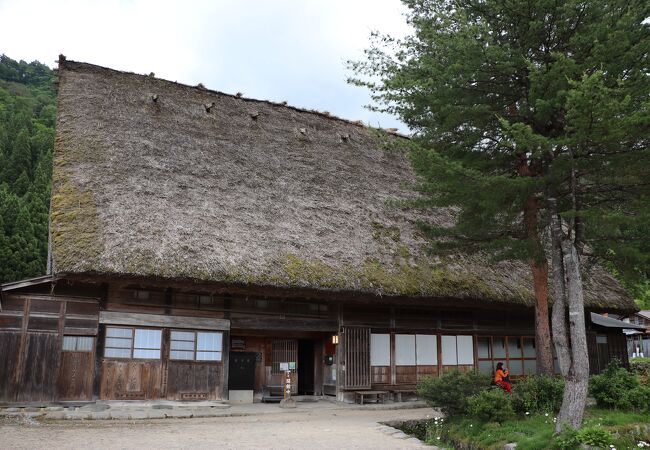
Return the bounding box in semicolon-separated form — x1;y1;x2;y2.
99;311;230;331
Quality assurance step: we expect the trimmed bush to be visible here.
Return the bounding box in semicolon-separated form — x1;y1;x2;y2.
467;388;516;423
589;361;639;409
417;370;492;415
511;375;564;414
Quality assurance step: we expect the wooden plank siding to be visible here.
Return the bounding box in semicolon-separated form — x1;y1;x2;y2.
0;293;99;403
0;277;631;403
100;360;163;400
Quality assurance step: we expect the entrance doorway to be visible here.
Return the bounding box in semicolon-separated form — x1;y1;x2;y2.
298;340;315;395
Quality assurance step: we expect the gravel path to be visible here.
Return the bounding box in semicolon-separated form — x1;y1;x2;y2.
0;406;439;449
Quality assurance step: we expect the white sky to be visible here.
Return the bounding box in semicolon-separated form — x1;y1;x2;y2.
0;0;411;131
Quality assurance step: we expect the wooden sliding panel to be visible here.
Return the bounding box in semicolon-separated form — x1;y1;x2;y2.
415;334;438;380
395;334;417;384
342;327;370;389
167;362;221;400
370;333;390;384
441;335;475;374
0;331;22;402
57;336;95;400
15;332;60;402
100;360;163;400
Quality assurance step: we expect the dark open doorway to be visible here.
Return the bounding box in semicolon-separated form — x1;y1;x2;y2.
298;339;315;395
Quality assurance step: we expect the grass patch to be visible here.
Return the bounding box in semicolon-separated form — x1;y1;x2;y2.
426;408;650;450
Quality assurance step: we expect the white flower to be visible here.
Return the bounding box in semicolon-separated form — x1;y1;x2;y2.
437;437;441;440
610;446;615;448
545;413;549;417
525;412;530;415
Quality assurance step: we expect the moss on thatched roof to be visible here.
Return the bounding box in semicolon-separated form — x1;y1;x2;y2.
50;59;634;310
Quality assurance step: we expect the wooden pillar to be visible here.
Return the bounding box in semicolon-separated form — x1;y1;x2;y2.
221;330;230;400
92;283;108;400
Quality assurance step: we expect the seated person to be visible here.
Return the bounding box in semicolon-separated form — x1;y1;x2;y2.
495;362;512;393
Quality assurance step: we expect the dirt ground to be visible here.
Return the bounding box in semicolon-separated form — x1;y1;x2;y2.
0;406;438;449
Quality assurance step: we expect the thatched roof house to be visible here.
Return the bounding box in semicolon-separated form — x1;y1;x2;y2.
50;58;632;311
0;57;635;405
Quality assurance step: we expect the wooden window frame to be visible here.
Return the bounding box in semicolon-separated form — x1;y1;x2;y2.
103;326;162;360
476;335;538;376
169;329;223;363
62;335;95;353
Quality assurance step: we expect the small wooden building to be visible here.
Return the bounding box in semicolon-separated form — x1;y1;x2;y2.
0;59;638;404
620;310;650;359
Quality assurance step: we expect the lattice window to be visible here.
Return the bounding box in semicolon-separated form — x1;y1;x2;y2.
271;339;298;374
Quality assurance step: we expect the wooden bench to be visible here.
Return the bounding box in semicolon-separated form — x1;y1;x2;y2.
354;390;388;405
262;384;284;403
389;386;417;402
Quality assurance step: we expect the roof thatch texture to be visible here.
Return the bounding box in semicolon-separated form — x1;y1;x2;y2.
50;60;634;310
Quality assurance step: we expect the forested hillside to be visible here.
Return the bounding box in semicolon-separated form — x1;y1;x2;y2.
0;54;55;283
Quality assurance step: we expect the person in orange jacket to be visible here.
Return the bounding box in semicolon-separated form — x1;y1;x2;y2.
495;362;512;393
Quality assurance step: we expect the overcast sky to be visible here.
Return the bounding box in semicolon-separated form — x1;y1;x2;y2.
0;0;411;131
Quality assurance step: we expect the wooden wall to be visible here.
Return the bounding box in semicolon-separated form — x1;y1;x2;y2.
0;293;99;404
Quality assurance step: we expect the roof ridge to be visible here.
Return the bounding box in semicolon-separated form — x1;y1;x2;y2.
55;55;410;139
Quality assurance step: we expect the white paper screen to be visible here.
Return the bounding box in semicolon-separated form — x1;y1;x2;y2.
441;335;458;365
416;334;437;365
395;334;416;366
370;334;390;366
457;335;474;364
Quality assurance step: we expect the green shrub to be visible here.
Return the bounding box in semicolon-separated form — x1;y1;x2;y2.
576;426;613;447
630;359;650;383
589;361;639;409
551;427;580;450
512;375;564;414
467;388;516;423
623;384;650;412
417;370;492;415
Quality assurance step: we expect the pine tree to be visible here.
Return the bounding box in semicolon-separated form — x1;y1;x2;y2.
5;128;32;184
0;54;56;283
351;0;650;430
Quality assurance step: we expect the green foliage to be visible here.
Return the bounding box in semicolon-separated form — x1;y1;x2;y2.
551;427;580;450
511;375;564;415
589;361;640;410
350;0;650;304
576;426;614;447
433;408;650;450
0;54;55;283
417;370;492;415
630;359;650;384
624;385;650;412
467;388;516;423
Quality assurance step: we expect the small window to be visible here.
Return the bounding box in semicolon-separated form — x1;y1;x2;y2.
170;330;222;361
62;336;94;352
133;329;162;359
132;290;150;300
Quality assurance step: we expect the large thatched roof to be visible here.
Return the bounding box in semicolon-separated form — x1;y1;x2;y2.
50;59;634;310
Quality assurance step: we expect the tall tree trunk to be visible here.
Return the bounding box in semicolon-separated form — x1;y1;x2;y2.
524;196;554;375
532;260;554;375
549;198;590;432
